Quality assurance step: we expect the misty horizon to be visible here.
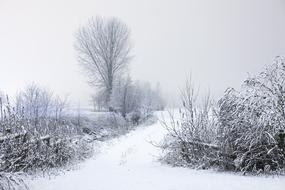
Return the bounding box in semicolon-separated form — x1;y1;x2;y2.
1;0;285;106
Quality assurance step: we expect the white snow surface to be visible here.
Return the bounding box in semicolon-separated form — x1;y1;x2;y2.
28;111;285;190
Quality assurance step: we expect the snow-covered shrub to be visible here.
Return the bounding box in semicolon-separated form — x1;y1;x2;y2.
70;111;131;140
0;89;93;174
126;111;141;125
71;137;94;161
15;83;69;135
160;79;218;169
80;112;128;138
0;173;29;190
0;129;93;173
161;58;285;174
105;112;129;135
217;57;285;173
99;112;127;130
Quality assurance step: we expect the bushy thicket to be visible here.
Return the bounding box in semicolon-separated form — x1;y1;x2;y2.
0;82;155;189
161;57;285;174
0;173;29;190
0;84;93;187
80;111;130;139
160;79;219;169
217;57;285;173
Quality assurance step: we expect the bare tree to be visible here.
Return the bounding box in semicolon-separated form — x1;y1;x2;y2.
75;16;131;109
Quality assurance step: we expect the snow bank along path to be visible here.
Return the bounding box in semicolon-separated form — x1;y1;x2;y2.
29;111;285;190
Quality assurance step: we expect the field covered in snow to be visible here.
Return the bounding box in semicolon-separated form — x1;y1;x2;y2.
27;111;285;190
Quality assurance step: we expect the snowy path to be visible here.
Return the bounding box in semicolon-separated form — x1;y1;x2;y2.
29;112;285;190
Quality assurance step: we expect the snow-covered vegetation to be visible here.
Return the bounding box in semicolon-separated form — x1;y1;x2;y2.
0;86;92;189
0;17;165;190
27;111;284;190
161;57;285;175
0;85;94;171
0;83;160;189
1;7;284;189
0;15;167;190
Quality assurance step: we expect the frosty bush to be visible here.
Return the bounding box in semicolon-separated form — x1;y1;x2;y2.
217;57;285;173
127;111;141;125
160;79;218;169
14;83;69;135
0;173;29;190
0;85;93;174
161;58;285;174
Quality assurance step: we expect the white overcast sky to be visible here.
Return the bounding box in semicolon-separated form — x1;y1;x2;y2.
0;0;285;106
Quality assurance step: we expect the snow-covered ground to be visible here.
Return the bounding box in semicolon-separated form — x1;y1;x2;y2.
28;111;285;190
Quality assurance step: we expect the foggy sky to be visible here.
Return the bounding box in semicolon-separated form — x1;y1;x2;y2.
1;0;285;106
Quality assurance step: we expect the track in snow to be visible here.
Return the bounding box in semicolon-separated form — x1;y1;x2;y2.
29;112;285;190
